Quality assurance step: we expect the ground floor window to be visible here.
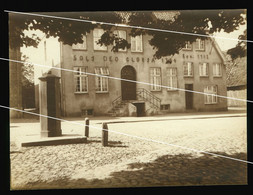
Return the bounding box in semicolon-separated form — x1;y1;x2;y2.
160;104;170;110
74;67;88;93
204;85;218;104
167;67;177;90
150;67;162;91
95;67;109;92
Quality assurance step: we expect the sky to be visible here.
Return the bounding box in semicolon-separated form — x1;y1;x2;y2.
213;23;246;51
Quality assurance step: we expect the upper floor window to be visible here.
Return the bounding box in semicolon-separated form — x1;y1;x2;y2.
183;62;194;77
196;38;205;51
199;62;209;77
213;63;222;77
74;67;88;93
150;67;161;91
183;41;192;50
113;30;127;52
93;28;107;51
72;35;87;50
131;35;143;52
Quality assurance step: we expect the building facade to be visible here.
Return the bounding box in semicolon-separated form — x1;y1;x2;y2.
49;27;227;117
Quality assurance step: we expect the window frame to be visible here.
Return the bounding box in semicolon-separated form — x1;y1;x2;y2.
72;35;87;50
95;67;109;93
183;62;194;77
93;28;108;51
199;62;209;77
204;85;218;104
73;66;88;94
195;38;205;51
150;67;162;91
113;30;127;52
182;41;192;51
131;34;143;52
213;63;222;77
166;67;178;91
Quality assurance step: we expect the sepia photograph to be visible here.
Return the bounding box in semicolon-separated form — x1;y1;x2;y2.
7;9;248;190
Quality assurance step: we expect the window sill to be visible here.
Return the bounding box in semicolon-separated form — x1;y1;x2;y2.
200;76;209;78
96;91;109;94
131;50;143;53
93;48;108;52
72;48;87;51
182;48;192;51
74;92;88;94
167;89;178;92
195;49;205;52
213;76;222;78
204;103;218;105
150;90;162;92
184;76;194;78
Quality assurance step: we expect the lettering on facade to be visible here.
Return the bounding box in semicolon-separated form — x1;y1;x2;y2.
73;55;95;62
73;55;159;64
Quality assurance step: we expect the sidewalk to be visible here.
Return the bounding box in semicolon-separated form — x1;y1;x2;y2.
63;109;247;125
10;108;247;125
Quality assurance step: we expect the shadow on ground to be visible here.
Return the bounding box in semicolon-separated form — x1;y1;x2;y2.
18;152;247;190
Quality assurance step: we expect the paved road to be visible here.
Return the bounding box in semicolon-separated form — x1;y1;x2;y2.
10;113;247;190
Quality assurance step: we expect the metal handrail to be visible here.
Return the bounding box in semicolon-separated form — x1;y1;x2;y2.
136;88;161;109
111;88;161;113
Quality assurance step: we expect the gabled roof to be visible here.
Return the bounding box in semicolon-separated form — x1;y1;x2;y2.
209;37;227;64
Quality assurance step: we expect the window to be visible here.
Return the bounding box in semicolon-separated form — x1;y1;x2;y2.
183;62;193;77
166;68;177;90
199;62;209;77
72;35;87;50
95;67;109;92
113;30;127;51
74;67;88;93
150;68;161;91
160;104;170;110
213;63;222;77
196;38;205;50
131;35;143;52
183;41;192;50
93;28;107;51
204;85;218;104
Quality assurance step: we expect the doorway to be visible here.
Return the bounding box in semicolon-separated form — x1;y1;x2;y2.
121;65;136;100
185;84;193;110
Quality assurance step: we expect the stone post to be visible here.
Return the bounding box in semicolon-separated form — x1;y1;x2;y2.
39;72;62;137
85;118;89;137
102;122;108;146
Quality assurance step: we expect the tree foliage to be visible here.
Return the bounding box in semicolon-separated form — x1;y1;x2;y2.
9;10;246;59
227;30;247;61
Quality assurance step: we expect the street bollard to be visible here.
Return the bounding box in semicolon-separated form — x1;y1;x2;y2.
85;118;89;137
102;122;108;147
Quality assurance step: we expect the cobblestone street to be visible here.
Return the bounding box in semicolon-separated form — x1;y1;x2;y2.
10;113;247;190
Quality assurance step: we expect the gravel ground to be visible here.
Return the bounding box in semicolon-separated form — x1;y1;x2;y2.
10;115;247;190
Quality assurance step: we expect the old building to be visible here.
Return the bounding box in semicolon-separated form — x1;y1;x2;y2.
32;13;228;117
42;25;227;117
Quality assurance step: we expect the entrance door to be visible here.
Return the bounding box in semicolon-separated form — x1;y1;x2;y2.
185;84;193;110
121;65;136;100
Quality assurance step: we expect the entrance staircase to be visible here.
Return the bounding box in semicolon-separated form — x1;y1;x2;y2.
108;88;161;116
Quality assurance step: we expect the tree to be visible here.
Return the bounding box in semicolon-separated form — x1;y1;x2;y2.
20;55;35;108
8;10;246;114
9;10;246;58
227;29;247;61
